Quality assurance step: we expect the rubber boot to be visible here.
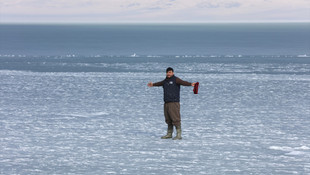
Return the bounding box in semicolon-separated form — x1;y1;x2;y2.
173;125;182;140
161;125;173;139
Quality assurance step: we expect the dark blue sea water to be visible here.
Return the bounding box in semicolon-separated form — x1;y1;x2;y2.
1;23;310;174
1;23;309;73
1;23;310;56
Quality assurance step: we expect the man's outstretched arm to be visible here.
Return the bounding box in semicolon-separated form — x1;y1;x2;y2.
176;78;196;87
148;80;164;87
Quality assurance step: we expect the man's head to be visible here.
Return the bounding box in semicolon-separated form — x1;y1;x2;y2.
166;67;174;78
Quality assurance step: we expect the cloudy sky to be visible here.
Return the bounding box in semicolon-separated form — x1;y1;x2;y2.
1;0;309;23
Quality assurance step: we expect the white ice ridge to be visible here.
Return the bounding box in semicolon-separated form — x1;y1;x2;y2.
297;54;309;57
269;146;310;151
1;54;309;58
60;112;110;118
269;146;310;156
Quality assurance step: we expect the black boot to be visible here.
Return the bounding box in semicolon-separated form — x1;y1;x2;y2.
161;125;173;139
173;125;182;140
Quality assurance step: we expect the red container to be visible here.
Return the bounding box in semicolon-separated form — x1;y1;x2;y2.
193;82;199;94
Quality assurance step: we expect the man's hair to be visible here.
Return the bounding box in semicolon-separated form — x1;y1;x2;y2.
166;67;174;73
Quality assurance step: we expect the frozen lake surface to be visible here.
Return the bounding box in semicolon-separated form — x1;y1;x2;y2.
1;58;310;174
1;23;310;174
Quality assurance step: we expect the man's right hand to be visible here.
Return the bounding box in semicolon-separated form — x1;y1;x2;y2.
147;82;153;87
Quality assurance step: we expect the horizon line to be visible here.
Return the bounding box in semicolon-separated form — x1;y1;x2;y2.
1;20;310;25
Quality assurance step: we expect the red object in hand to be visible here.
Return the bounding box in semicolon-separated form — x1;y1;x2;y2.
193;82;199;94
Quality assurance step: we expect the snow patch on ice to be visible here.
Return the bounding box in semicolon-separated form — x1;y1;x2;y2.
60;112;110;118
298;146;310;150
269;146;294;152
286;151;305;156
269;146;310;151
269;146;310;156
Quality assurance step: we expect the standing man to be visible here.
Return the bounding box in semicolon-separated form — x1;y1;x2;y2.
147;67;196;140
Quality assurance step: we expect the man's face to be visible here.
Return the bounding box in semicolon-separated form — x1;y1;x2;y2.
166;71;174;78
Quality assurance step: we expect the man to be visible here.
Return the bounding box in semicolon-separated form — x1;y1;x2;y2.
148;67;196;140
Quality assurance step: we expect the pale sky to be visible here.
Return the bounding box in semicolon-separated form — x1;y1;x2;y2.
1;0;310;23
